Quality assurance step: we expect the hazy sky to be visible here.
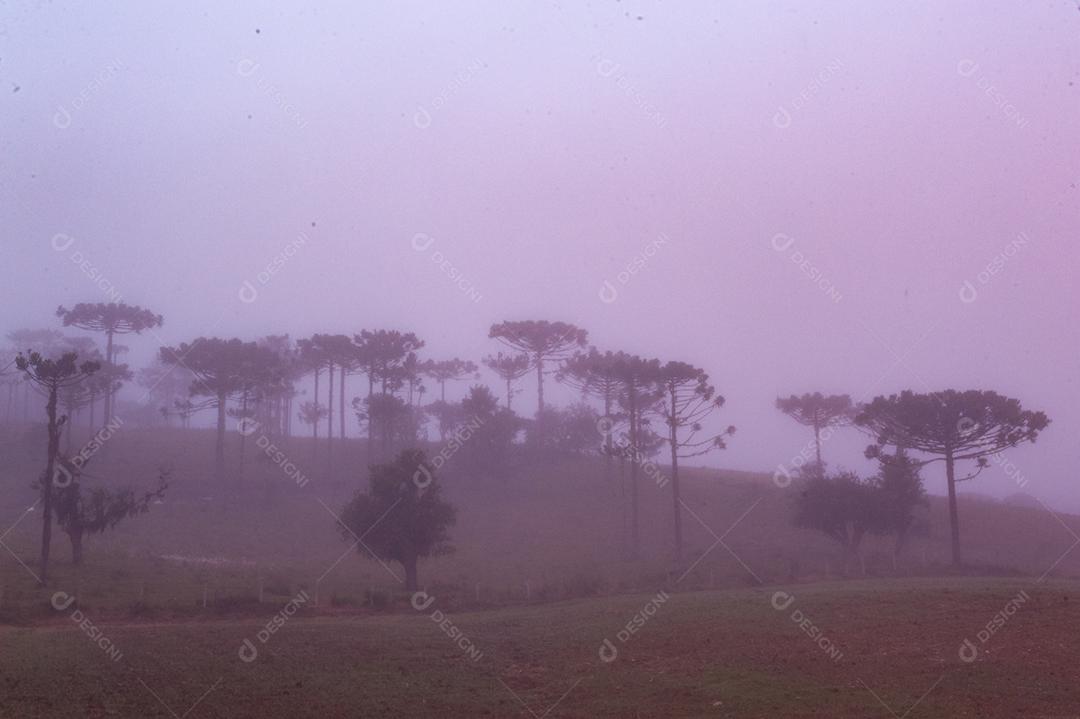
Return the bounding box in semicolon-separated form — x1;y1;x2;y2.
2;1;1078;509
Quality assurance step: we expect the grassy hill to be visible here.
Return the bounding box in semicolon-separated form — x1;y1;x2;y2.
0;424;1076;621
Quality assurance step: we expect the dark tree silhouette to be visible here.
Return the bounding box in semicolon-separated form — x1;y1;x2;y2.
656;361;735;563
338;449;456;591
869;451;929;561
482;352;531;411
775;392;854;475
453;385;521;479
15;351;100;583
856;389;1049;566
488;320;587;424
794;470;878;574
56;303;163;420
53;461;169;564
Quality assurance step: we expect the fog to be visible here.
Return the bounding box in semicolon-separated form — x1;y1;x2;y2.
4;0;1076;510
1;2;1079;717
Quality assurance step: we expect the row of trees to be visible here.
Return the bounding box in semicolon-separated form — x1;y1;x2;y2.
776;391;1050;568
7;304;1051;579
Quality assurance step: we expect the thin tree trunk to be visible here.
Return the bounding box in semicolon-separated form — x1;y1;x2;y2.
366;372;374;458
312;368;320;461
629;383;639;558
603;391;612;482
327;361;334;445
40;382;61;584
403;555;419;592
945;447;962;567
104;329;114;422
71;528;84;565
215;391;227;484
327;361;334;478
669;391;683;564
238;392;248;485
813;419;823;474
339;366;346;440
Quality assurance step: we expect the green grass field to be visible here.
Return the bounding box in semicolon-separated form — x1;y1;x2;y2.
2;577;1077;718
2;425;1079;716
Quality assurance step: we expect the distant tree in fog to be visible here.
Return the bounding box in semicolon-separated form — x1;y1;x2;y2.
454;385;520;479
421;358;479;402
256;335;301;437
15;350;100;583
160;338;279;487
869;451;928;560
389;351;426;406
353;392;421;460
137;359;194;425
298;401;330;452
607;352;663;558
299;334;355;478
7;329;67;422
482;352;530;411
656;361;735;564
297;336;329;449
856;389;1049;567
775;392;854;476
353;330;425;455
338;449;456;591
56;303;163;421
537;402;602;455
793;470;877;574
558;348;623;469
488;320;588;428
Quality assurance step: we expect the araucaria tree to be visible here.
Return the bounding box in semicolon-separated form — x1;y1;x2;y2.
160;338;280;486
338;449;456;591
421;358;478;402
608;352;662;558
56;303;163;420
775;392;854;475
656;361;735;563
482;352;531;410
558;348;623;470
856;389;1049;566
488;320;587;431
15;351;100;583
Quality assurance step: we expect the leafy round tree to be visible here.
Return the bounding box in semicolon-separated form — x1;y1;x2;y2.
856;389;1049;566
338;449;456;591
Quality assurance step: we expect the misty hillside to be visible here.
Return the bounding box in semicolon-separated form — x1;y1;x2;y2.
1;426;1074;620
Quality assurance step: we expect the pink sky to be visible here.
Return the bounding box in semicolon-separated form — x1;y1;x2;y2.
2;0;1078;508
